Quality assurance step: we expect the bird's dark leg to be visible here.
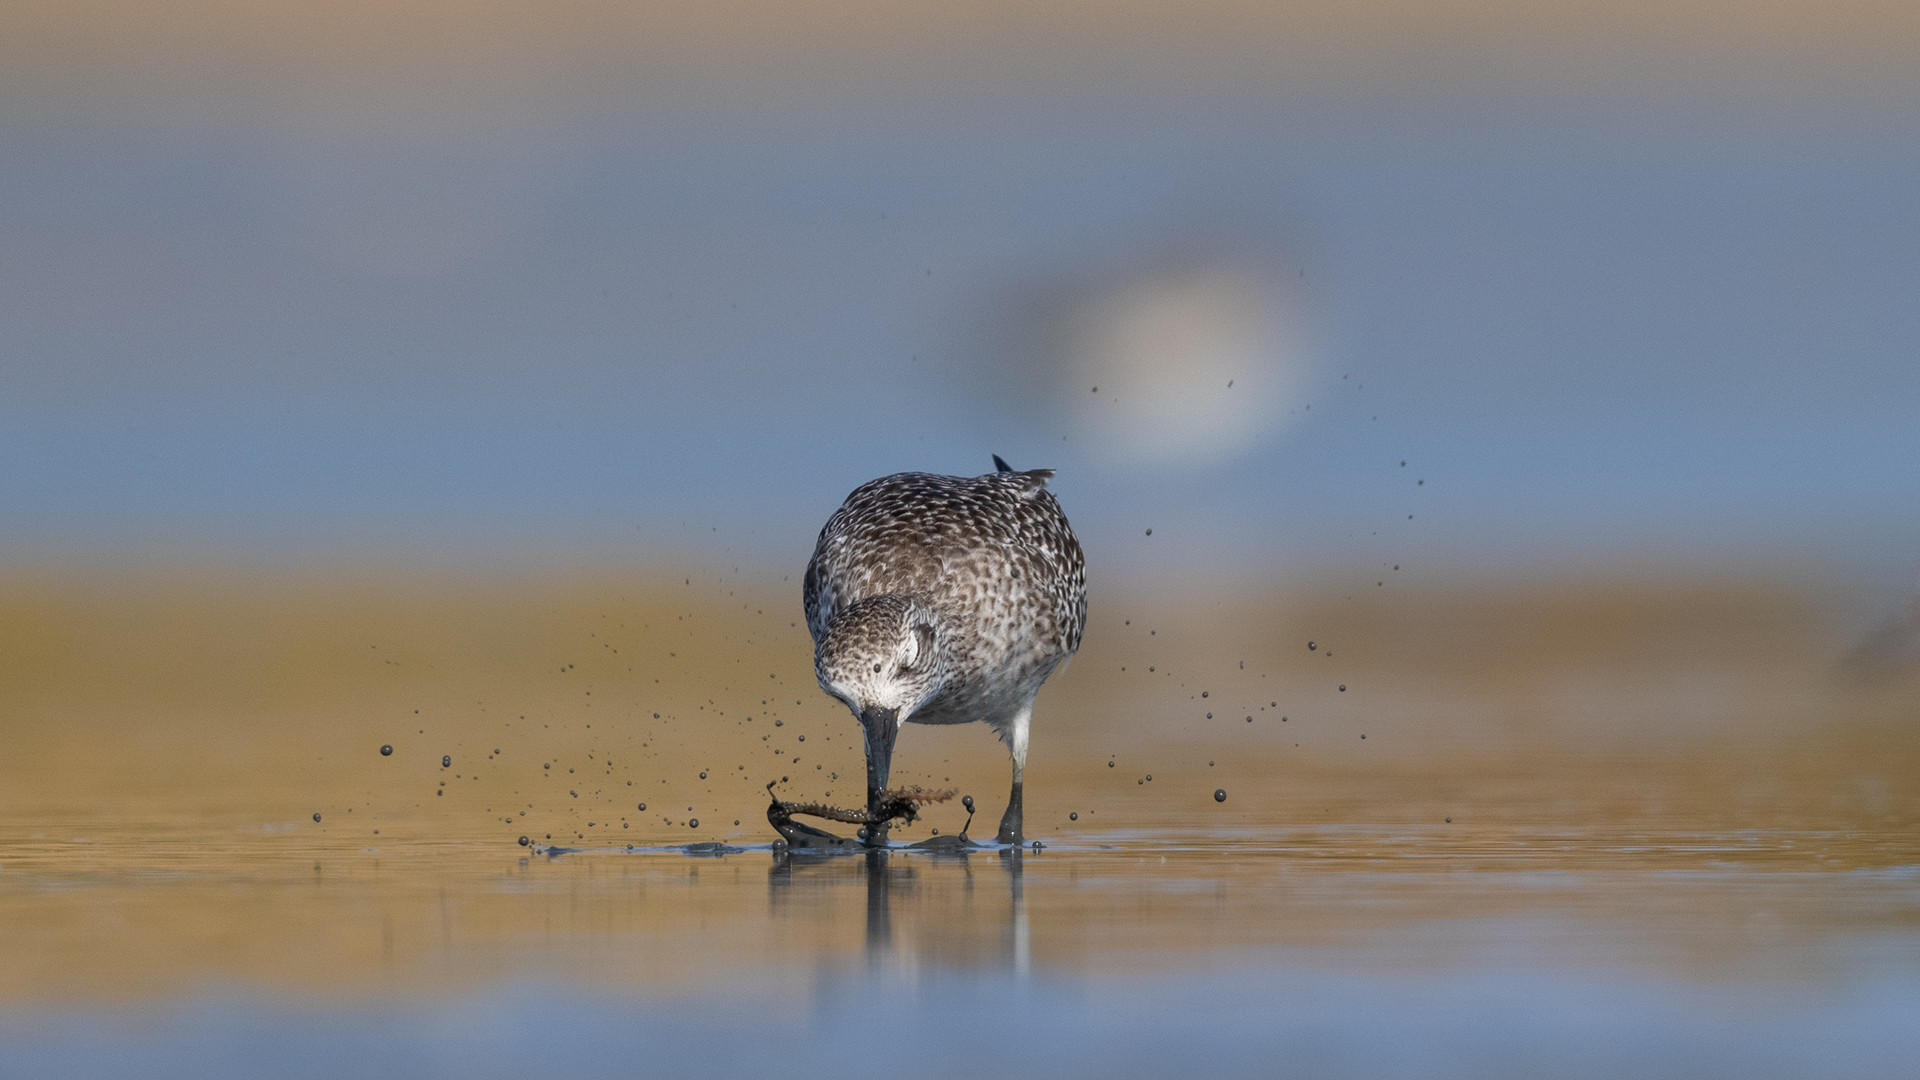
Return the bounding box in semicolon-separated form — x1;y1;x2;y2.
860;705;900;848
995;705;1032;845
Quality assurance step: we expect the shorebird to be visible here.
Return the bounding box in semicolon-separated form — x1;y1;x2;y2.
804;456;1087;846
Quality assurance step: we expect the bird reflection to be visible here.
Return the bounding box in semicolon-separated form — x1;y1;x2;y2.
769;846;1028;975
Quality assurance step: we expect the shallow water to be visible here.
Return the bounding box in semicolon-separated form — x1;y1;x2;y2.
5;816;1918;1077
3;571;1917;1075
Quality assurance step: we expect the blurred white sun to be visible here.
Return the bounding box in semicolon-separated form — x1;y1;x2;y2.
1058;260;1304;466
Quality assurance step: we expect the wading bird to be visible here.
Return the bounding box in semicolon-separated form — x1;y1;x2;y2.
804;456;1086;846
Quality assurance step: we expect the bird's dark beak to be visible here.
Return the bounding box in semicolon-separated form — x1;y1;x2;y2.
860;705;899;836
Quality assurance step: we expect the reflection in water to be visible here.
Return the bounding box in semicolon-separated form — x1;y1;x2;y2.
770;846;1030;978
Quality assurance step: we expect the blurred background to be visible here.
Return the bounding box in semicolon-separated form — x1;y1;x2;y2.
2;0;1916;593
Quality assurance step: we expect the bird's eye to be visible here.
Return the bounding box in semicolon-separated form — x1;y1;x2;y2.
872;663;882;673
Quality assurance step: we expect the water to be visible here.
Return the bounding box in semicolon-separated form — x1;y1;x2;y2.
3;820;1917;1077
2;569;1916;1075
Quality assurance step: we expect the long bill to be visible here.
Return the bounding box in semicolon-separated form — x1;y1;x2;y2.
860;704;900;843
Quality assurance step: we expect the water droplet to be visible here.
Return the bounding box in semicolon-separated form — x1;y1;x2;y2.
689;818;699;828
774;719;783;726
379;745;393;756
1144;529;1152;536
699;771;707;779
638;803;647;811
1339;685;1346;692
1307;641;1316;650
1069;812;1078;821
1146;775;1152;781
518;836;529;846
1214;789;1227;803
962;795;975;812
312;813;321;822
1108;761;1115;768
442;755;452;767
1201;691;1208;698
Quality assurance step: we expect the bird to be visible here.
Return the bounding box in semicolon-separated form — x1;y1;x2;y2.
804;455;1086;846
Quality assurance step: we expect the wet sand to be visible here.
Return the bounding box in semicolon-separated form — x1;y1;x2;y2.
2;565;1916;1074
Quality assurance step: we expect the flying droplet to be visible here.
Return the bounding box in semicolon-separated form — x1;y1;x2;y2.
379;745;393;756
1307;641;1316;650
518;836;529;846
442;755;452;767
689;818;699;828
1339;685;1346;692
1069;812;1079;821
1214;789;1227;803
962;795;975;812
638;803;647;811
1145;529;1152;536
312;813;321;822
699;771;708;779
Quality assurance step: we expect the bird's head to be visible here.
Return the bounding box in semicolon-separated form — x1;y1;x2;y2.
815;594;946;758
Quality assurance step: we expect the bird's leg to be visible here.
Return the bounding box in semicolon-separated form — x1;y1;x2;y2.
860;705;900;848
995;705;1032;845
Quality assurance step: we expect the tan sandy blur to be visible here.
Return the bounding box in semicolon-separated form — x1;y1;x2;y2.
4;562;1913;832
1;562;1915;1001
6;1;1918;132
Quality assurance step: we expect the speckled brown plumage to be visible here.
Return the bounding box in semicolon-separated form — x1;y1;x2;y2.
803;462;1086;845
